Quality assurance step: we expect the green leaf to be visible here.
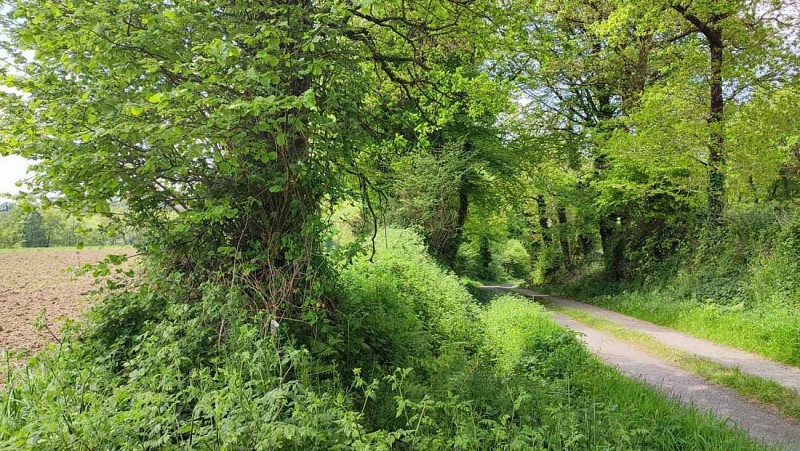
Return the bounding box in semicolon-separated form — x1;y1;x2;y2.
94;201;110;214
258;151;278;163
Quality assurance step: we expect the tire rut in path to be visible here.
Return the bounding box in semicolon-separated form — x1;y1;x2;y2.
483;286;800;449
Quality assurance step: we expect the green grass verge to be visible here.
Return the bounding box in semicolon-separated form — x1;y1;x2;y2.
685;356;800;420
549;303;800;422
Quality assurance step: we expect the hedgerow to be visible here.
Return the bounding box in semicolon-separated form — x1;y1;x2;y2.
0;229;760;449
548;204;800;366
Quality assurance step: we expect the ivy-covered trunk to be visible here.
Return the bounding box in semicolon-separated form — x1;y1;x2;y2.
245;2;323;317
671;4;730;226
707;30;726;225
599;214;626;281
535;195;551;245
436;157;472;268
557;205;571;268
164;0;331;321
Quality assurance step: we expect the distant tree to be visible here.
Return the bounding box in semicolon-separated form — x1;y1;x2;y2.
22;211;49;248
0;207;24;248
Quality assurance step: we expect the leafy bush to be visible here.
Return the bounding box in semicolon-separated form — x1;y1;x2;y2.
491;239;531;281
338;228;480;372
483;295;576;375
0;277;378;448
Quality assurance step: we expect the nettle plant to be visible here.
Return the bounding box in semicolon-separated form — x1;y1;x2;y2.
0;0;501;326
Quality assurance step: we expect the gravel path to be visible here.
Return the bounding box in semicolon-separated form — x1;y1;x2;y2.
483;286;800;449
500;287;800;393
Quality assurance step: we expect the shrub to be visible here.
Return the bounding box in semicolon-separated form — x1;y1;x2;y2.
453;239;481;279
482;295;583;376
455;238;532;282
338;228;480;373
0;277;383;448
491;239;531;281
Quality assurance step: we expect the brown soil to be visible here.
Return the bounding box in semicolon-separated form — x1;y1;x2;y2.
0;248;125;354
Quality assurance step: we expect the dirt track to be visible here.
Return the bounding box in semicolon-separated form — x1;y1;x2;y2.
484;286;800;449
0;248;119;353
537;290;800;392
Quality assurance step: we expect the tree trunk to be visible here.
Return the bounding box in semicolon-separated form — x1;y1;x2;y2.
579;233;593;257
707;30;726;225
231;0;324;318
435;140;473;268
671;5;728;225
599;214;625;281
455;177;469;239
557;205;571;268
439;173;470;268
535;195;551;245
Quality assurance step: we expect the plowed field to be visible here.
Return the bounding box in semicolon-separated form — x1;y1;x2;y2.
0;248;128;353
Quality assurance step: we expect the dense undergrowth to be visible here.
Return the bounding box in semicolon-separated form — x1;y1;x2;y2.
1;229;760;449
539;203;800;366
